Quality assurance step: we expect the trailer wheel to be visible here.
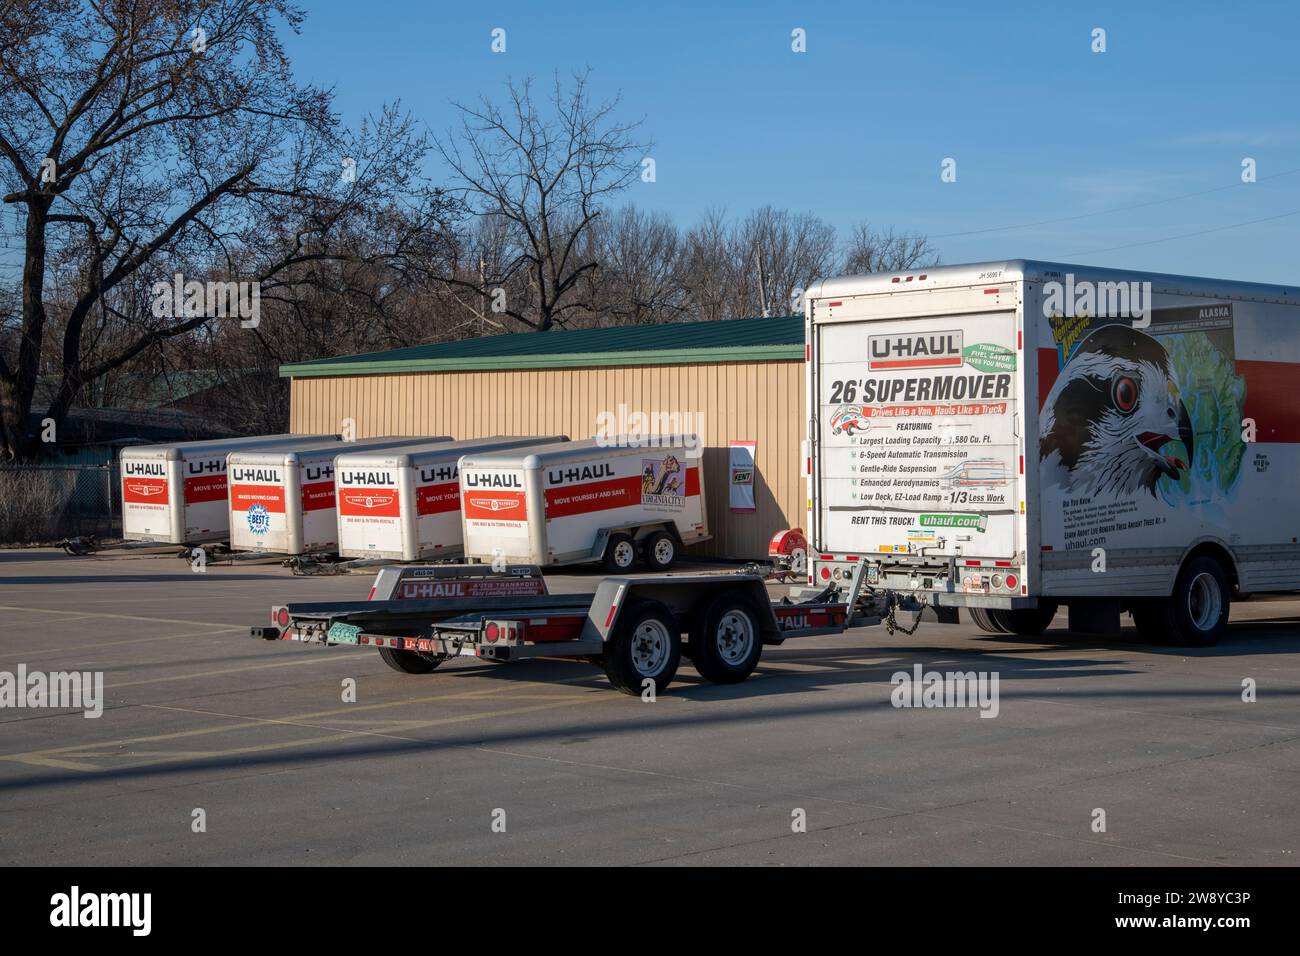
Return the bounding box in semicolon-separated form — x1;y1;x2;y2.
989;604;1058;637
1130;558;1229;647
377;646;442;674
602;600;681;696
603;533;638;572
967;607;1006;634
643;531;677;572
689;591;763;684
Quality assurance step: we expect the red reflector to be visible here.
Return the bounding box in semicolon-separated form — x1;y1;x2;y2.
604;604;617;627
1005;574;1018;589
365;587;376;601
845;555;859;562
919;274;927;280
485;622;499;643
275;608;289;628
806;344;810;361
994;561;1012;567
1017;331;1022;350
891;276;901;283
1041;545;1054;551
984;288;1000;294
828;301;842;307
964;560;980;566
820;554;834;561
1019;456;1024;474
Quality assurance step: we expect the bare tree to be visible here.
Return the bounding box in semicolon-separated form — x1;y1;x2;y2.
433;71;649;331
0;1;447;457
842;222;939;275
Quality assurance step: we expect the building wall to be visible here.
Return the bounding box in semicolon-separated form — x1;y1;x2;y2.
288;360;806;559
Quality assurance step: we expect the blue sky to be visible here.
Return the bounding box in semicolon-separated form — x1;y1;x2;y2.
280;0;1300;283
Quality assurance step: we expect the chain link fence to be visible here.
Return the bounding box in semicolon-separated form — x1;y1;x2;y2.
0;463;120;543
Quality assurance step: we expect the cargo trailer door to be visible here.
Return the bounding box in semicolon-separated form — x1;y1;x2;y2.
814;310;1021;560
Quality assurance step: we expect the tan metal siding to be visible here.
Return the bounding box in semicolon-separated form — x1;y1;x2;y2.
289;360;805;559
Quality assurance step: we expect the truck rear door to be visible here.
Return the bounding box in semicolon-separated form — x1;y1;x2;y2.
812;306;1021;561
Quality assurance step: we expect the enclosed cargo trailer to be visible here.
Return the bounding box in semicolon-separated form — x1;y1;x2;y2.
228;436;450;555
459;436;709;571
335;435;568;561
804;259;1300;645
120;434;337;544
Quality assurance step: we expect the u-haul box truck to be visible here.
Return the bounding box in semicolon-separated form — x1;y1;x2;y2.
121;434;337;543
459;436;709;571
229;436;450;554
804;259;1300;646
335;435;568;561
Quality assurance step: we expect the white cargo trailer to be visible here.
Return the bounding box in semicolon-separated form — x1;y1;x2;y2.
228;436;450;554
804;259;1300;645
120;434;337;544
459;436;709;571
335;436;568;561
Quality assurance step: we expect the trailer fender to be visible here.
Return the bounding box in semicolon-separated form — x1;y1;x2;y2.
581;574;780;645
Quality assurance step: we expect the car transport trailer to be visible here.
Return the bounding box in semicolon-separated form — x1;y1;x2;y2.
252;562;909;696
335;435;568;561
120;433;338;544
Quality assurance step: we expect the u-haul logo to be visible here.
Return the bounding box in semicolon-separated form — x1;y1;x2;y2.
187;458;226;475
466;496;520;512
463;472;522;489
125;482;164;497
868;330;963;371
123;461;165;477
341;491;395;510
339;470;393;486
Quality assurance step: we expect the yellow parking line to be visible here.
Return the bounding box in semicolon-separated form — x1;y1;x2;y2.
0;604;236;628
0;626;246;658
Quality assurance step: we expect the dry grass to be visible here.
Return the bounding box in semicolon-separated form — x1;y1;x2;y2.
0;469;74;543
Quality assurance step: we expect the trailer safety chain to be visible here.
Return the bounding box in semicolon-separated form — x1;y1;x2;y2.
60;536;99;556
882;593;924;637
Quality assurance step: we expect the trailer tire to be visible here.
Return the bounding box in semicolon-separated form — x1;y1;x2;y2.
689;591;763;684
601;599;681;696
643;530;677;572
968;607;1006;634
989;604;1058;637
1130;557;1229;647
377;646;441;674
603;533;638;572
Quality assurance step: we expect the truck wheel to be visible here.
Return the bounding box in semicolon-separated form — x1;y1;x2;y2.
643;531;677;572
603;533;638;572
989;604;1058;637
689;592;763;684
602;600;681;696
377;646;441;674
1130;558;1230;647
968;607;1006;633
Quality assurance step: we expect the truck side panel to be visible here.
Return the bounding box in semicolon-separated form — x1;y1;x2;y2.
1028;279;1300;595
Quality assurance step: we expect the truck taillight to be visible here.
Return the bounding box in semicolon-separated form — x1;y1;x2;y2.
1005;574;1018;590
485;622;499;642
275;608;289;628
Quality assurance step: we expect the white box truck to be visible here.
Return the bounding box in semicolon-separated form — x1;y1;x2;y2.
120;434;337;544
804;259;1300;646
228;436;450;554
459;436;709;571
335;435;568;561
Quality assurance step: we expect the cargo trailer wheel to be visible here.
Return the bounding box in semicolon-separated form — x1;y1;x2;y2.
603;533;638;572
377;646;442;674
643;531;677;572
1129;557;1229;647
968;607;1006;634
989;603;1058;637
602;600;681;696
689;591;763;684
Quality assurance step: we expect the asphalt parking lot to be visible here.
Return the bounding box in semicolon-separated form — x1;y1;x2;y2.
1;548;1298;866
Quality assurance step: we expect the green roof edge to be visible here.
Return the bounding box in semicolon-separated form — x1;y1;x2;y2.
280;343;804;378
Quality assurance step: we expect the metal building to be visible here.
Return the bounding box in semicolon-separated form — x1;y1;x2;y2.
281;316;805;559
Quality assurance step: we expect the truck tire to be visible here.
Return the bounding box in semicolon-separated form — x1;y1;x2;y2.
601;599;681;696
989;603;1058;637
603;532;638;572
968;607;1006;633
1129;557;1230;647
643;530;677;572
377;646;441;674
689;591;763;684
